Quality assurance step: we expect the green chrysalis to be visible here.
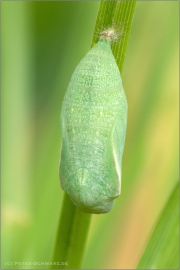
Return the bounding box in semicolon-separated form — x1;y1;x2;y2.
59;30;127;214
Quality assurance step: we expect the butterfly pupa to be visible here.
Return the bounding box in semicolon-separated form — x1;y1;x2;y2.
59;29;128;214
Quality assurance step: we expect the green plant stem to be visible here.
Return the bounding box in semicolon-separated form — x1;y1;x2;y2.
52;193;91;269
52;1;136;269
92;0;136;72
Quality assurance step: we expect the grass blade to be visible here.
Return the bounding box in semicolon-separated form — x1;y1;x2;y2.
137;182;179;269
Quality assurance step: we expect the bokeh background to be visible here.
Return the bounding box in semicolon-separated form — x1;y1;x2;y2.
1;1;179;269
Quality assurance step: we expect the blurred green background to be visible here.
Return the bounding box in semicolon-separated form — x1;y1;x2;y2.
1;1;179;269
